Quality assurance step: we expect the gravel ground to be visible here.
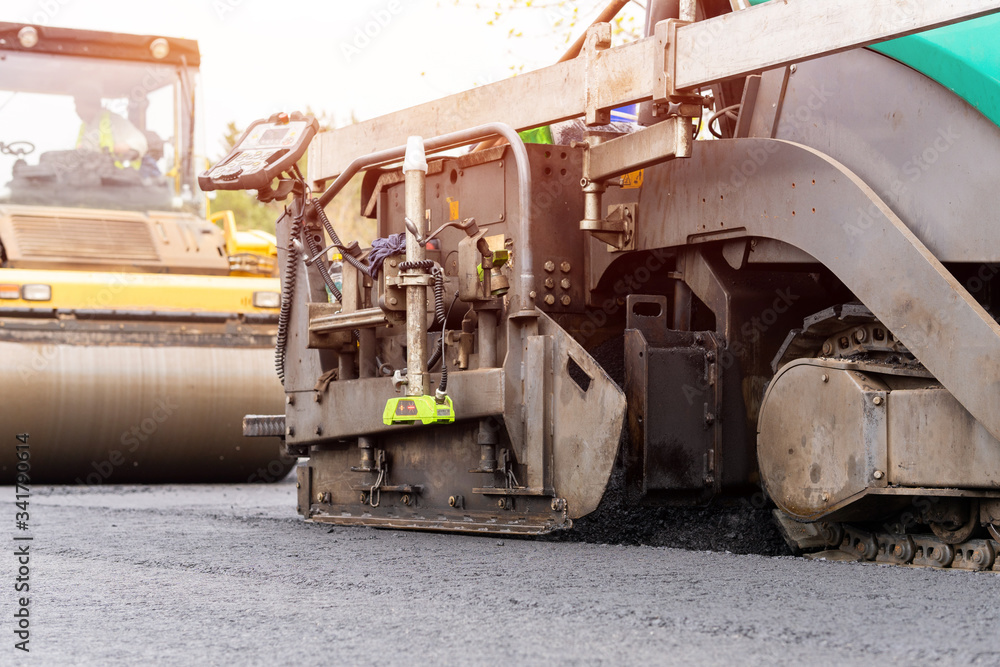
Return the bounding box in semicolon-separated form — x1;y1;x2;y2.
3;476;1000;666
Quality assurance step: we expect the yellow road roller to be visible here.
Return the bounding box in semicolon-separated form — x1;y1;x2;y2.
0;22;292;483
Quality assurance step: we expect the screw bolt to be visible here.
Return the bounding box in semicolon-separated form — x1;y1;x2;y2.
854;328;867;343
389;297;398;306
544;294;556;305
560;261;571;273
316;493;325;503
359;492;368;503
560;295;572;306
821;373;829;383
873;470;885;480
560;278;571;290
448;495;457;507
400;494;411;506
544;277;554;289
544;261;556;273
873;396;883;406
822;342;833;356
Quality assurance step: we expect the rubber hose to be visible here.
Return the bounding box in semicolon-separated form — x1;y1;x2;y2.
432;267;446;326
304;228;343;302
398;259;434;272
311;199;372;277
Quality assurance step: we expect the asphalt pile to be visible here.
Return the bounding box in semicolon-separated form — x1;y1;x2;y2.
547;333;792;557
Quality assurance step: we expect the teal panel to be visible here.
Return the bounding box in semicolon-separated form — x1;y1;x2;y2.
745;1;1000;127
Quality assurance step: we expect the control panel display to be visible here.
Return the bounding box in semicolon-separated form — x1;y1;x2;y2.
199;111;319;192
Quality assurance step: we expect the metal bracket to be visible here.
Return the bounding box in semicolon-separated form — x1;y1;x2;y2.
393;273;435;287
583;202;637;252
653;18;699;104
584;23;613;126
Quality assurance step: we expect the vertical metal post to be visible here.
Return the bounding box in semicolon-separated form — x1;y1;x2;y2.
338;345;357;380
673;281;692;330
679;0;697;22
358;436;374;471
477;309;499;472
358;329;376;378
404;136;429;397
477;311;497;369
478;419;499;472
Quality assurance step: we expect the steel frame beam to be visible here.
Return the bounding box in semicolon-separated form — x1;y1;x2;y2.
309;0;1000;182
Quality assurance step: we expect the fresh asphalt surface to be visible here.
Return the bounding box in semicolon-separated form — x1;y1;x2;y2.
3;475;1000;666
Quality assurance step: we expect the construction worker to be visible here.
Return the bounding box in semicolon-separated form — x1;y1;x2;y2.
74;88;148;169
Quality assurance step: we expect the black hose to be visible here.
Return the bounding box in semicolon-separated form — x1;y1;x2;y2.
303;227;343;302
429;291;460;394
398;259;434;272
275;210;302;386
431;267;446;326
427;335;444;371
310;198;372;278
426;272;448;369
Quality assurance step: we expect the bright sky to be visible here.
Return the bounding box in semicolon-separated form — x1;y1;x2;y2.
2;0;643;158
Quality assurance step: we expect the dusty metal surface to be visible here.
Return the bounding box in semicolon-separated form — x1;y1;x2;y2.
758;48;1000;263
758;360;890;521
636;138;1000;444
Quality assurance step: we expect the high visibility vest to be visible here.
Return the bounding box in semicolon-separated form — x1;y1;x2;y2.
77;111;141;170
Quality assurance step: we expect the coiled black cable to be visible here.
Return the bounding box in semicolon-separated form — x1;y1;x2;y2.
311;198;372;278
428;291;459;394
398;259;434;272
426;268;446;369
431;267;446;326
275;210;302;386
303;228;343;302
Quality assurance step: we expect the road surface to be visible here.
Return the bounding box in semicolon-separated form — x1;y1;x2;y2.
3;476;999;665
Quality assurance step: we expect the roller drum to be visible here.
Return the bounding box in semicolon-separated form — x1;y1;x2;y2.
0;339;291;484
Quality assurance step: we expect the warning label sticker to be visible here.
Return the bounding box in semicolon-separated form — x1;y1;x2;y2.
620;169;644;189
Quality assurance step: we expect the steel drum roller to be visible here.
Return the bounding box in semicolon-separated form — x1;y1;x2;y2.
0;340;291;484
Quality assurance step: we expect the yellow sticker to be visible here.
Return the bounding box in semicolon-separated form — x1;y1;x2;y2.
620;169;644;189
447;197;459;221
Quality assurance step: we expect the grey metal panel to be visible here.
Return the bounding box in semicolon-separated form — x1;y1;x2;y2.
766;47;1000;262
637;138;1000;443
758;360;889;521
888;386;1000;489
285;369;505;442
745;68;787;140
539;311;626;518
